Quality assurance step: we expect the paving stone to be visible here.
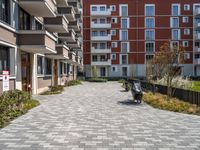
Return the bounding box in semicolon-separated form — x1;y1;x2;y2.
0;82;200;149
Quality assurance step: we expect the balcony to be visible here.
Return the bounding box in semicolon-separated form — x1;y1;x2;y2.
68;39;81;49
91;9;111;16
195;22;200;28
58;29;76;42
91;34;111;41
69;52;76;63
58;7;76;21
19;0;57;17
195;33;200;40
91;59;111;66
68;1;80;14
69;20;81;32
91;22;111;29
44;16;69;33
46;44;69;59
91;47;111;53
195;8;200;16
195;47;200;52
195;58;200;65
55;0;68;7
18;29;57;54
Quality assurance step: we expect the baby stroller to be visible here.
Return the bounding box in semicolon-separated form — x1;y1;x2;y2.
131;81;143;104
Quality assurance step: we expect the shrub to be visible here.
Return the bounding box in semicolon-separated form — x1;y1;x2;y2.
118;79;125;84
88;78;107;82
0;90;39;128
143;92;200;115
67;80;82;86
41;85;64;95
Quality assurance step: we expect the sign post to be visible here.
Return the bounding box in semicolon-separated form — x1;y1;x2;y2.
2;70;9;92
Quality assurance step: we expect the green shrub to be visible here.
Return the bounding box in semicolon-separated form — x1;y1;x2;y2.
143;92;200;115
118;79;125;84
88;78;107;82
67;80;82;86
41;85;64;95
0;90;39;128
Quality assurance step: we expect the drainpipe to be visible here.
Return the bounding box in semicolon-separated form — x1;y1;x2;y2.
136;0;139;77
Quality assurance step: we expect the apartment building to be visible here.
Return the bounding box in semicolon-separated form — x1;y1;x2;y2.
83;0;200;78
0;0;83;94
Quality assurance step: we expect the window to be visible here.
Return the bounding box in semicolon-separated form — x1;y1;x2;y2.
110;5;116;11
92;19;97;23
112;42;117;48
122;67;128;76
100;43;106;49
60;62;63;75
111;30;116;36
67;64;70;74
120;30;128;41
100;6;106;11
146;55;154;63
0;46;10;74
44;58;52;75
111;54;116;60
184;29;190;35
121;42;129;53
19;8;31;30
145;42;155;52
100;31;106;36
172;29;180;40
184;53;190;60
37;56;43;75
183;41;189;47
92;55;98;61
145;18;155;28
64;63;67;74
100;18;106;24
172;4;180;16
171;41;179;48
112;66;117;72
182;17;189;23
171;17;179;28
121;54;128;64
92;6;97;11
145;30;155;40
120;5;128;16
184;4;190;11
100;55;106;61
92;31;98;36
111;17;117;23
145;4;155;16
0;0;10;24
121;18;129;28
92;43;98;49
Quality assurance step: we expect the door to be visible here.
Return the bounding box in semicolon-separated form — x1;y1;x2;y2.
122;67;128;76
54;60;58;85
21;52;31;91
100;67;106;77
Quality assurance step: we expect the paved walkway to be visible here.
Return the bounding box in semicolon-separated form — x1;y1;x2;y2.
0;82;200;150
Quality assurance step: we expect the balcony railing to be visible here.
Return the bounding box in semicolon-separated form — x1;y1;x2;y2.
91;22;111;28
195;58;200;65
91;8;111;16
91;59;111;66
195;33;200;40
91;47;111;53
91;34;111;41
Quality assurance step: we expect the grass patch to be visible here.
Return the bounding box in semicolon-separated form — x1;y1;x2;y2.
88;78;107;82
41;85;64;95
67;80;82;86
191;81;200;92
143;92;200;115
0;90;39;128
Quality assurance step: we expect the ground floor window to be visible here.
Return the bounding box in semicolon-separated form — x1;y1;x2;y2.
122;67;128;76
37;56;43;75
100;67;106;77
44;58;52;75
64;63;67;74
0;45;10;74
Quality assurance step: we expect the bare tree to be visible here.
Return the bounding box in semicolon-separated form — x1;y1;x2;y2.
147;42;185;97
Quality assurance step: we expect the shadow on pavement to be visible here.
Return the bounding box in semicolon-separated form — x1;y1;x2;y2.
117;100;141;106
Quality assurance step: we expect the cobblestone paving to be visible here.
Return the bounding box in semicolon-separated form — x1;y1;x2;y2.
0;82;200;150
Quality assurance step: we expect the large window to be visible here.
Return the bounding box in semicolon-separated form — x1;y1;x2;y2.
121;18;129;28
0;0;10;24
145;42;155;52
60;62;63;75
64;63;67;74
19;8;31;30
121;42;129;53
0;46;10;74
121;54;128;64
44;58;52;75
145;30;155;40
172;29;180;40
145;5;155;16
171;17;179;28
145;18;155;28
172;4;180;16
37;56;43;75
120;5;128;16
120;30;128;41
